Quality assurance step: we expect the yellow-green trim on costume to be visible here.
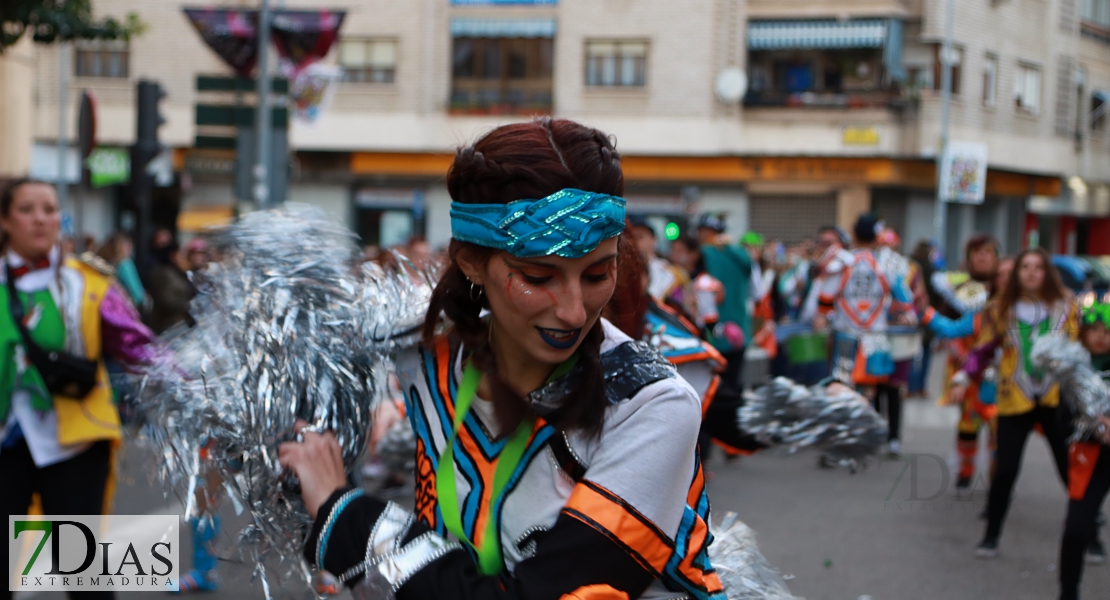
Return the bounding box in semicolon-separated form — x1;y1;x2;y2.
53;257;121;446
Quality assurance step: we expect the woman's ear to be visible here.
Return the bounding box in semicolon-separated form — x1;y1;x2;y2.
455;246;487;286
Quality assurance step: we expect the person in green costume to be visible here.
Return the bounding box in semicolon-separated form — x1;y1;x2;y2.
1;179;155;600
1057;302;1110;600
695;214;751;393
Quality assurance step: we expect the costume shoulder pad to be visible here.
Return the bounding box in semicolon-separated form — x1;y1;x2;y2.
74;252;116;277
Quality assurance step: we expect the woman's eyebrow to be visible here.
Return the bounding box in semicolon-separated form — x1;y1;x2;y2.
506;258;557;270
588;254;619;267
509;253;618;270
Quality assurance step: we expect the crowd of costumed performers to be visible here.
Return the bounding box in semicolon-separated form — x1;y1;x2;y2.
129;119;894;600
0;179;157;600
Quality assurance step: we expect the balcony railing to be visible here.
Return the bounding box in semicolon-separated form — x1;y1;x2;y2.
744;89;906;110
449;84;553;115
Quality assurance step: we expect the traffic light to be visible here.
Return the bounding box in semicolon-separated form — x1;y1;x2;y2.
131;79;166;268
132;80;166;178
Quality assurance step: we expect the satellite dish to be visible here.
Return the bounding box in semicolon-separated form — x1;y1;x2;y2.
715;68;748;104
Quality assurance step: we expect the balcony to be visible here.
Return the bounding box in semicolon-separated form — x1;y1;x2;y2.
449;31;554;115
744;18;907;111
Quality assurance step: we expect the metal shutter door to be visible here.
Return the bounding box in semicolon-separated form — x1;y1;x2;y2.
749;194;837;244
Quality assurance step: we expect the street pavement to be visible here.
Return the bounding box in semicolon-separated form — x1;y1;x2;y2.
711;398;1108;600
14;354;1108;600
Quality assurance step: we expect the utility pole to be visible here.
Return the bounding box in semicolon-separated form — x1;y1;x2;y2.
933;0;955;258
57;43;71;246
254;0;272;209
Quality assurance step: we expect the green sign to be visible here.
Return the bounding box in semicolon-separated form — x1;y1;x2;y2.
86;148;130;188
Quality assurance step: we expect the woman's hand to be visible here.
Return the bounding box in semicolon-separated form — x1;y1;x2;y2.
946;373;970;406
1098;416;1110;446
367;401;403;456
278;420;348;519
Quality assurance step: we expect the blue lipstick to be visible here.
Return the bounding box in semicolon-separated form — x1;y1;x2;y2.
536;327;581;350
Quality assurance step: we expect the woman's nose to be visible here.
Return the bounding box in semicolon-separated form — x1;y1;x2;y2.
552;282;587;327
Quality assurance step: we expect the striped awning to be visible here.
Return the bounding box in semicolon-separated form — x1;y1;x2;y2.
748;19;887;50
450;18;556;38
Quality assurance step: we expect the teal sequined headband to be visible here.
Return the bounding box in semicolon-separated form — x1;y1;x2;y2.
1084;302;1110;328
450;188;626;258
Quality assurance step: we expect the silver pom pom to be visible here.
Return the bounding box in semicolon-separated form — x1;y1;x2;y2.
1031;333;1110;440
133;204;434;595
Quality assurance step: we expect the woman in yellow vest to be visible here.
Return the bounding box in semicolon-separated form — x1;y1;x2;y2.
953;247;1079;560
1;179;155;600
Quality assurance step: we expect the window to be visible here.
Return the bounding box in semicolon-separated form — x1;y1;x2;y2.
1015;63;1042;114
1093;94;1107;132
982;54;998;107
450;37;554;114
74;40;129;78
585;40;647;87
931;44;962;95
1082;0;1110;27
338;39;397;84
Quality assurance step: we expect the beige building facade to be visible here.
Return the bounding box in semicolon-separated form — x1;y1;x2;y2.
10;0;1110;258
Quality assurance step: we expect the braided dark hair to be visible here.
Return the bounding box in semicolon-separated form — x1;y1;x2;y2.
423;118;624;437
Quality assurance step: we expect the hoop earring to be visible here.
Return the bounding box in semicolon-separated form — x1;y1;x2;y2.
469;281;483;301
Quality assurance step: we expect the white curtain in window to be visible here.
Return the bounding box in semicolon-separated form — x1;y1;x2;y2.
369;41;396;68
339;40;367;67
1017;65;1041;114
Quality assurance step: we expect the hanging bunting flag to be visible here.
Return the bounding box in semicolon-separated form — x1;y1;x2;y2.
184;8;260;78
271;10;346;75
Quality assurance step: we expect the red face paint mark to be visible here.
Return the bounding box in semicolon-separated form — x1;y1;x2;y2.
505;273;519;312
504;259;559;308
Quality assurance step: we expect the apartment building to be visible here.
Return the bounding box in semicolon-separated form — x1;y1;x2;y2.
17;0;1110;258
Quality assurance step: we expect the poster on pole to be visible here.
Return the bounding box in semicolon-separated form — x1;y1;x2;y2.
289;64;342;124
940;141;988;204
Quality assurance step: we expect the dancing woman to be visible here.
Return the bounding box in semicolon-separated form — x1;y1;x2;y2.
280;119;724;599
0;179;155;600
954;247;1079;558
1057;303;1110;600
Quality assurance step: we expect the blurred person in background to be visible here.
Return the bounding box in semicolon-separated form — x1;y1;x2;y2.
814;214;916;455
908;239;941;397
933;234;1000;319
403;236;433;270
800;225;853;323
697;215;751;392
875;226;922;455
669;235;718;326
954;247;1079;559
0;179;156;600
922;255;1013;493
362;244;381;263
741;231;777;360
97;232;146;309
59;235;77;257
629;215;688;307
778;239;815;322
147;232;197;333
1057;303;1110;600
923;236;1003;492
184;238;210;274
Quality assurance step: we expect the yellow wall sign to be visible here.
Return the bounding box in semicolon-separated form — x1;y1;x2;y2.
842;126;880;146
